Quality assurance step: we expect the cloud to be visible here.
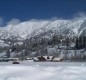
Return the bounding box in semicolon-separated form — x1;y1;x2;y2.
77;12;86;17
3;12;86;27
28;17;63;22
7;18;20;25
73;12;86;19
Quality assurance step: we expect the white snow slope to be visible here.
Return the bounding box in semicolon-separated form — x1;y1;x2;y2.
0;62;86;80
0;17;86;40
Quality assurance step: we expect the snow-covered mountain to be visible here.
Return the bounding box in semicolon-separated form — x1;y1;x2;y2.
0;17;86;58
0;17;86;40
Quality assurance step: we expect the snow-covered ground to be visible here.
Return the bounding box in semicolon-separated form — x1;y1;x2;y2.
0;61;86;80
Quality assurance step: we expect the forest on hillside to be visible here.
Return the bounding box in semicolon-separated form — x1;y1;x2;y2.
0;34;86;61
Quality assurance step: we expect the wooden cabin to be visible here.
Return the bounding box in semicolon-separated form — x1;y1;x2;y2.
33;56;63;62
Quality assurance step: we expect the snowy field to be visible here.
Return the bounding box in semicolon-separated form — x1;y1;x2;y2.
0;61;86;80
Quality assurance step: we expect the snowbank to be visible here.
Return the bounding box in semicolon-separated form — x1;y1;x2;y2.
0;62;86;80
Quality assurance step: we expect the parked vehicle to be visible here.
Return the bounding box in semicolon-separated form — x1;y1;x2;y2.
13;61;19;64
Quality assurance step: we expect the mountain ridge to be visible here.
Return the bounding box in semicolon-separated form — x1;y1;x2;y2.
0;17;86;40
